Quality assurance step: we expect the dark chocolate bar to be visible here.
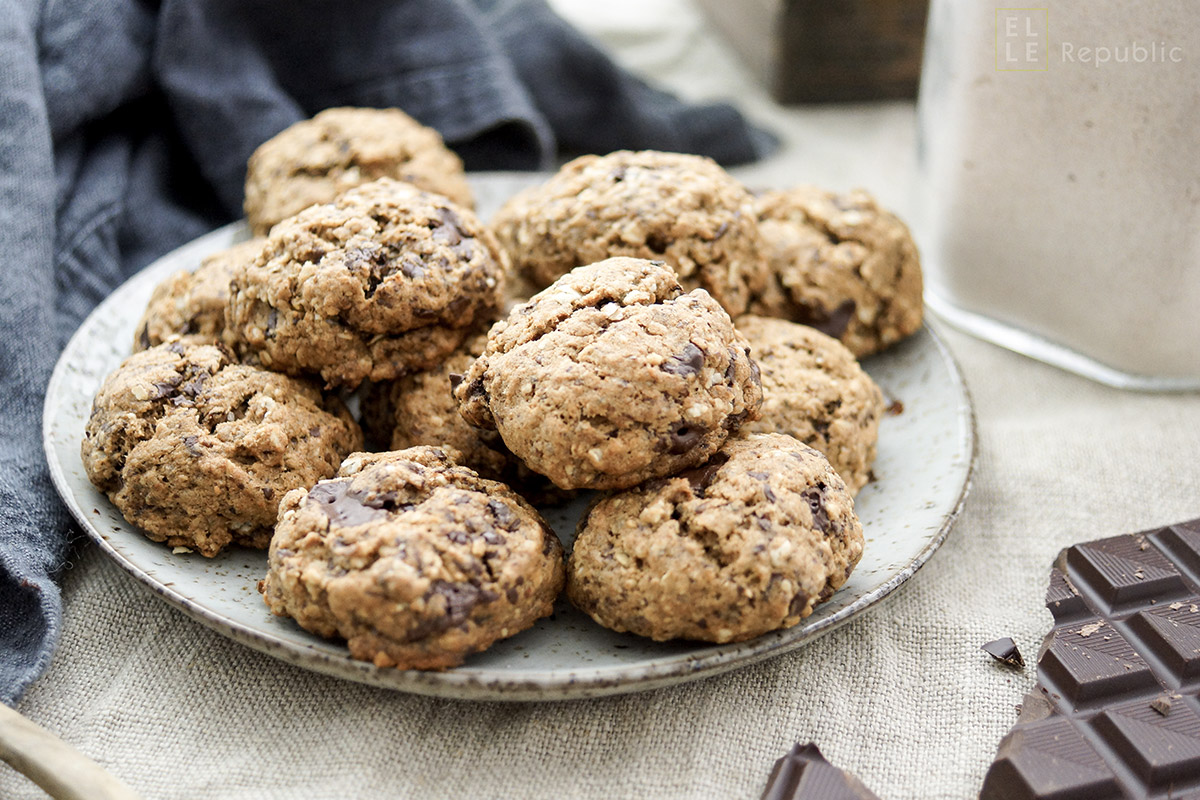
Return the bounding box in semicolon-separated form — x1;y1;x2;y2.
981;517;1200;799
761;742;881;800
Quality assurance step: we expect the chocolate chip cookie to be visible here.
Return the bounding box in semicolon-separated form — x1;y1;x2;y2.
81;341;362;557
259;447;566;670
736;314;884;495
489;150;768;317
749;186;923;357
454;257;762;491
244;106;474;235
133;237;265;353
226;178;505;389
567;432;863;643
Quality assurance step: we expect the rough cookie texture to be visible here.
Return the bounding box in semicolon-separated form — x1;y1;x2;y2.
455;258;762;491
749;185;923;357
490;150;768;317
260;447;566;670
133;238;265;352
736;315;884;495
81;341;363;557
567;432;864;643
226;178;505;388
363;333;566;503
244;107;473;235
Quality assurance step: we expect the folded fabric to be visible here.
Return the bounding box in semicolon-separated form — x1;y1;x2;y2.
0;0;775;704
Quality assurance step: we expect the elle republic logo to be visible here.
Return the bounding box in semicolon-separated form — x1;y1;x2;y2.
996;8;1184;71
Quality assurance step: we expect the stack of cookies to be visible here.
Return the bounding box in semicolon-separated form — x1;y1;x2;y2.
81;107;925;669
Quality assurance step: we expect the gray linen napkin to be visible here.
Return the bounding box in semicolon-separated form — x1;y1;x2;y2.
0;0;775;704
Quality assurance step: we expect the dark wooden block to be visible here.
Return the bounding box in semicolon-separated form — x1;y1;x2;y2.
696;0;929;103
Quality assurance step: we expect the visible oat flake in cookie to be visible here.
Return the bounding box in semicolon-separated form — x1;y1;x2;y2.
259;447;565;670
750;186;923;357
736;314;884;495
80;341;363;557
226;178;505;388
454;257;763;491
567;433;863;643
243;106;474;235
490;150;769;317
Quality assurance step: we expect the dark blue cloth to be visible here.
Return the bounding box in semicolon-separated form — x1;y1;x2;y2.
0;0;774;704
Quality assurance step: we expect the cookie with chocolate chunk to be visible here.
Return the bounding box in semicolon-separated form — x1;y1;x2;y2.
750;186;923;357
226;178;505;388
489;150;769;317
244;106;474;235
567;432;863;643
259;447;565;670
454;257;762;491
736;314;884;495
133;237;265;352
81;341;362;557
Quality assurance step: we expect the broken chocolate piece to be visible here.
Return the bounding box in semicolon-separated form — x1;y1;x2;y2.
307;479;389;527
981;637;1025;668
661;342;705;377
981;517;1200;799
760;743;881;800
666;422;704;455
1150;695;1173;717
795;299;856;340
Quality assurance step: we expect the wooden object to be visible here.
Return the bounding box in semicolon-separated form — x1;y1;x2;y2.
0;702;143;800
696;0;929;103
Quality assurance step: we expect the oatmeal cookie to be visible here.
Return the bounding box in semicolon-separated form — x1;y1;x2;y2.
750;185;923;357
244;106;473;235
133;237;265;352
226;178;505;388
260;447;565;670
736;314;884;495
454;257;762;490
567;432;863;643
81;341;362;556
490;150;768;317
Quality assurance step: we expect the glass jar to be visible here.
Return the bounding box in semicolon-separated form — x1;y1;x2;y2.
914;0;1200;389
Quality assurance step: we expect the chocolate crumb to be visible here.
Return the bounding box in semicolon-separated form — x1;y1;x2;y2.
981;637;1025;668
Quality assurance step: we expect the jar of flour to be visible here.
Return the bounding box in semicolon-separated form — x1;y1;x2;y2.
915;0;1200;389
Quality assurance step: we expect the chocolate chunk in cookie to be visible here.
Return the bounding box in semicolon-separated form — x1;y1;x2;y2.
454;257;762;491
490;150;768;317
750;186;923;357
81;341;363;556
259;447;565;670
244;106;473;236
226;178;505;388
567;433;864;643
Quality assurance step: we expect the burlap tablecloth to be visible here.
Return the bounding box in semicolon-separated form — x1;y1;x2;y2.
7;3;1200;797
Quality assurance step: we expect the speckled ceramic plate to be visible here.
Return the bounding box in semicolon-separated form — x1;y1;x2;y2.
44;173;974;701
